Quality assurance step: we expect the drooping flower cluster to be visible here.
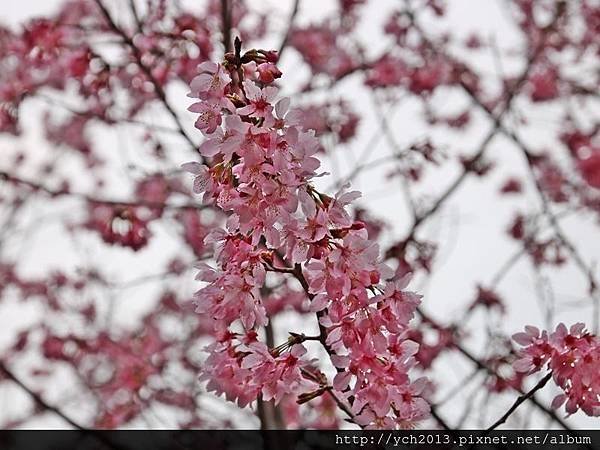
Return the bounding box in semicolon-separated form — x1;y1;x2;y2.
513;323;600;417
184;45;429;428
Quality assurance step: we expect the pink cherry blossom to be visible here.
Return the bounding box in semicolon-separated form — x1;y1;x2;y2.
529;66;559;102
237;81;277;119
198;114;247;159
190;61;231;100
188;100;223;135
256;62;282;84
184;48;429;428
578;151;600;189
513;323;600;417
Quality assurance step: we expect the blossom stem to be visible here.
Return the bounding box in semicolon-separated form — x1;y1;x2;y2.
325;387;355;420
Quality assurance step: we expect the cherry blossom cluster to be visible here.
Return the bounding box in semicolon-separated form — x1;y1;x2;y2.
513;323;600;417
184;45;429;428
85;203;151;251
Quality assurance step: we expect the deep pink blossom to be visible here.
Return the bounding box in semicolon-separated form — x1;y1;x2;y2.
578;151;600;189
256;62;282;84
513;323;600;417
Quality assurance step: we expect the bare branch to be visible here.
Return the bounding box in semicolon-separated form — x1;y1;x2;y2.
487;372;552;430
221;0;232;53
277;0;301;58
0;171;206;212
93;0;199;152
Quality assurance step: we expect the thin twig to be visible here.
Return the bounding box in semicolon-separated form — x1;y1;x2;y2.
325;387;355;420
93;0;198;151
0;362;130;450
417;308;571;430
385;3;553;258
277;0;301;57
0;171;206;212
487;372;553;430
0;362;86;430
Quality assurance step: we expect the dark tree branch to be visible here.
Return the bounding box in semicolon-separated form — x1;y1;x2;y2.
0;362;86;430
93;0;198;152
0;171;206;212
0;362;131;450
417;308;572;430
221;0;232;53
487;372;552;430
277;0;300;58
385;2;558;258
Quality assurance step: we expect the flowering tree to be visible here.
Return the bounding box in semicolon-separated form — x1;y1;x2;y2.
0;0;599;430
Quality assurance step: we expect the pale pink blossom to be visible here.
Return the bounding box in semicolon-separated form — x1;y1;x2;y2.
185;53;428;428
190;61;231;99
188;100;223;135
237;81;277;119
